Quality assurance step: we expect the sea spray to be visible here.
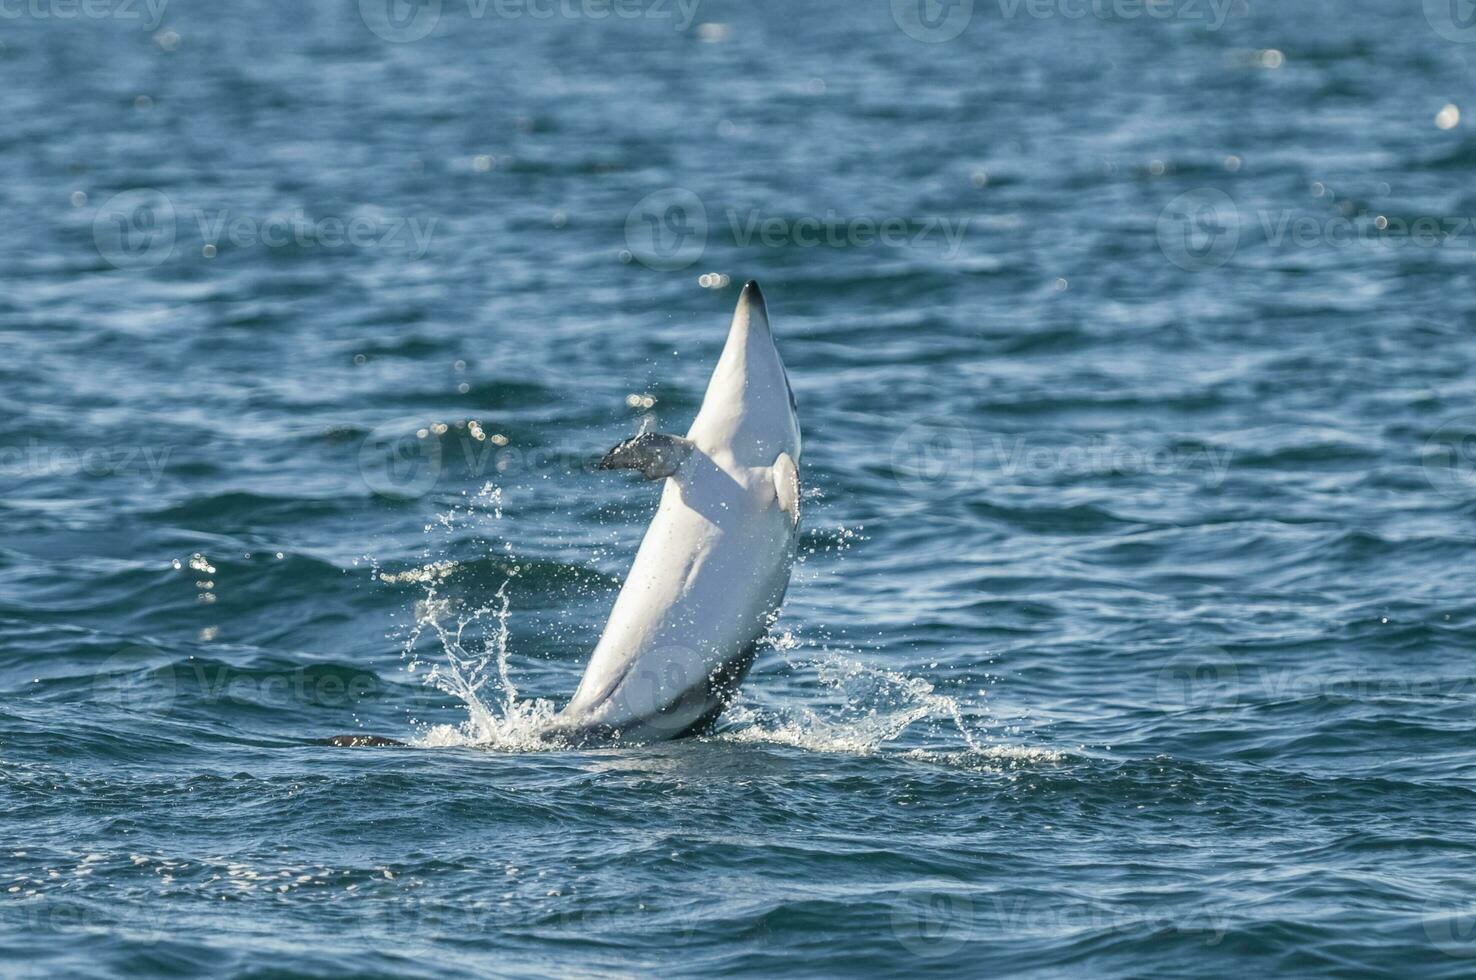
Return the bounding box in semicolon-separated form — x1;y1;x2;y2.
388;484;561;750
410;577;561;751
388;485;1003;758
720;635;989;756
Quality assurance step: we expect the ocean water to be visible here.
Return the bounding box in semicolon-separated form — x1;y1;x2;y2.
5;0;1476;975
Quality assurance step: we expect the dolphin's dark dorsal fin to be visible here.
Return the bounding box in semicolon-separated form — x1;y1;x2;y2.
598;432;694;481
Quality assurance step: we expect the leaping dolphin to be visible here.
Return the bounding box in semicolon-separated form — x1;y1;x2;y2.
327;281;799;748
547;280;802;742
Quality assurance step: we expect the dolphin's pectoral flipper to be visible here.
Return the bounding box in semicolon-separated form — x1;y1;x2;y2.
773;452;800;527
599;432;695;481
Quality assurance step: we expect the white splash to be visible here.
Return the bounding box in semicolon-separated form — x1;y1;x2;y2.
389;488;1048;765
395;485;560;751
410;578;561;752
715;636;989;756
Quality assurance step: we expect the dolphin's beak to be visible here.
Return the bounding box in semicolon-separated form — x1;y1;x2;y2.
686;276;796;465
737;279;769;328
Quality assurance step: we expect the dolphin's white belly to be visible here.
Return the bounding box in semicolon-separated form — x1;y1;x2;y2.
557;452;797;739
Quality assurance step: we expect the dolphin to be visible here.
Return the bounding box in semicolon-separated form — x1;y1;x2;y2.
327;281;799;749
546;280;802;742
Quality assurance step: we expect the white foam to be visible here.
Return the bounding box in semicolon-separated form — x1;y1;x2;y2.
710;641;991;756
391;486;1054;764
405;577;562;752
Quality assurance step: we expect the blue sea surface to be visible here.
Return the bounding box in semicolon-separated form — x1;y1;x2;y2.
5;0;1476;976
